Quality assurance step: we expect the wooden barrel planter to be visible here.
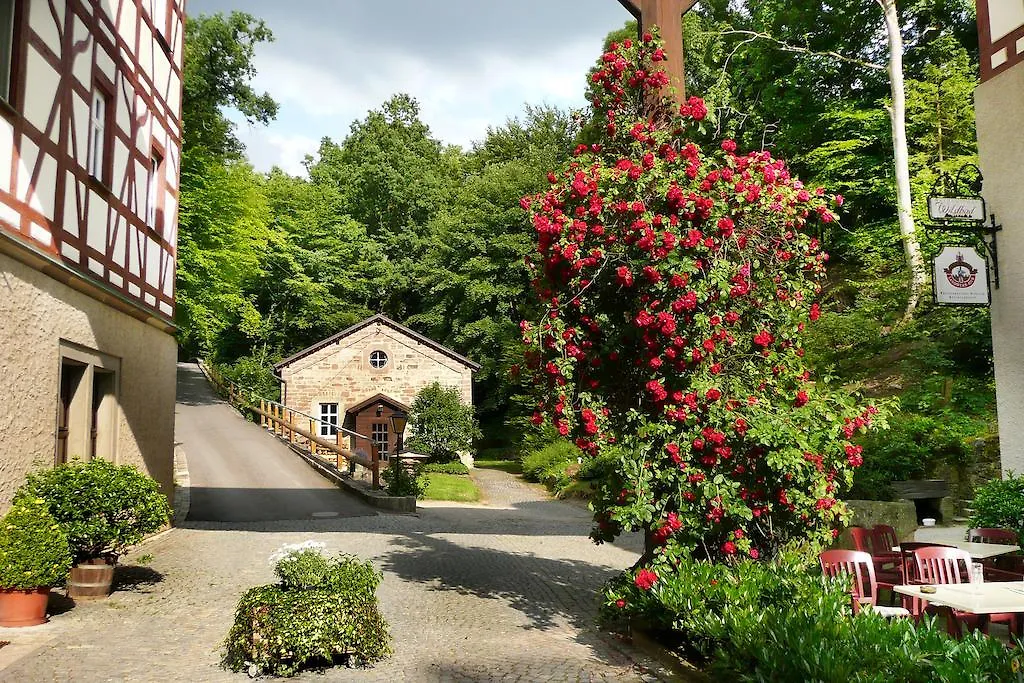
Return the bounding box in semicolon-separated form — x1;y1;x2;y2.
67;557;115;599
0;588;50;627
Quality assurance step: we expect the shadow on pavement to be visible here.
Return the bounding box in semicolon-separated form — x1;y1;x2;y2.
113;564;165;593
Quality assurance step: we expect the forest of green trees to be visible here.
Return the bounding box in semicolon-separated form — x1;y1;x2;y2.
178;1;994;500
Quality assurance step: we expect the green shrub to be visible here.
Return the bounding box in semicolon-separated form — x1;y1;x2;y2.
381;463;428;498
407;382;480;463
419;461;470;475
224;545;391;677
851;412;976;500
16;459;170;562
0;498;73;589
521;440;581;485
601;558;1017;682
968;474;1024;543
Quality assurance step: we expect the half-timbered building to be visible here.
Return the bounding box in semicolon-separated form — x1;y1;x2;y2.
0;0;183;507
976;0;1024;475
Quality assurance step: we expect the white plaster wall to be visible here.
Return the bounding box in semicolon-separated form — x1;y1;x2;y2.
0;252;177;510
990;0;1024;41
977;66;1024;475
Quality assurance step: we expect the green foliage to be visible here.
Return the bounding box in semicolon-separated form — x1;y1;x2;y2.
183;12;277;160
224;547;390;676
16;460;170;562
0;498;72;589
521;441;581;490
419;461;470;475
602;557;1016;681
407;382;480;463
381;463;428;498
851;412;976;500
967;475;1024;544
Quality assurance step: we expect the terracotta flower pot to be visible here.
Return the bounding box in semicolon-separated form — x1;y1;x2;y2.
67;556;116;600
0;587;50;627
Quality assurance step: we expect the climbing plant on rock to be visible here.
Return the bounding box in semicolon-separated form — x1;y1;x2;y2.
520;31;886;566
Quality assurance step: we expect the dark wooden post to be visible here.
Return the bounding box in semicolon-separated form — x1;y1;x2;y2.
617;0;698;101
370;442;380;490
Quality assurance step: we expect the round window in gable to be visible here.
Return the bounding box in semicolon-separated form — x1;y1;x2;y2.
369;350;389;369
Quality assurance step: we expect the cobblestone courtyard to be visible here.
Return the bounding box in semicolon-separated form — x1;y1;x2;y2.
0;468;667;682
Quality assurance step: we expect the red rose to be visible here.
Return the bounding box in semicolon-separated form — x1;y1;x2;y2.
615;598;627;608
706;388;722;402
634;568;658;591
722;541;737;555
721;139;737;153
794;390;809;407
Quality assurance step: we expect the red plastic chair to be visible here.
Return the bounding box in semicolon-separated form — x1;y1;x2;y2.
819;549;909;618
848;526;900;600
914;546;1020;637
968;528;1018;545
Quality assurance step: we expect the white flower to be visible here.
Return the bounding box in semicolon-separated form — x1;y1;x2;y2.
267;540;327;566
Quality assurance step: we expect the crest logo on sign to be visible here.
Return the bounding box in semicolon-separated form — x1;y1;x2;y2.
943;253;978;289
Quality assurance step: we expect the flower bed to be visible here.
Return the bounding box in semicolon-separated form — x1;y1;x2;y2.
602;557;1017;681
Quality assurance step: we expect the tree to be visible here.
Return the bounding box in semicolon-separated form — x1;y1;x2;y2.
182;11;278;161
522;34;885;564
407;383;480;463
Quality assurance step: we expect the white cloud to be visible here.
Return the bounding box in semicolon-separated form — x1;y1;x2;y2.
241;36;598;168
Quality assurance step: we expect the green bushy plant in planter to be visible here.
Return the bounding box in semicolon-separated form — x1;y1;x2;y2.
15;459;170;598
0;499;73;626
224;542;391;676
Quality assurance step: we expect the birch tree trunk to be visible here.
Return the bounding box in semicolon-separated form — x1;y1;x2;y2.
879;0;926;323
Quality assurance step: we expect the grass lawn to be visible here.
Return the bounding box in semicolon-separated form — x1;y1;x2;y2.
422;473;480;502
473;458;522;475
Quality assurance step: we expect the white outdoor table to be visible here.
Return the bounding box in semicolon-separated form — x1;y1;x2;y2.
891;541;1020;559
893;581;1024;637
894;581;1024;614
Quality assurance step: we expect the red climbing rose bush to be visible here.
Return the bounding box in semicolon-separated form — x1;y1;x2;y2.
520;31;886;566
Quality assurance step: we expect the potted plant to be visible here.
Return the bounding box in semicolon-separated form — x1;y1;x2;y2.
0;498;73;626
15;459;170;599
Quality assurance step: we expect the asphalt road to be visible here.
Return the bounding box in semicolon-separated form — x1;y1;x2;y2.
174;362;376;522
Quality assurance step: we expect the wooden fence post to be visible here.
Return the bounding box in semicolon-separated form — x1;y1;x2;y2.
342;430;350;473
260;399;266;428
370;442;380;490
289;410;296;445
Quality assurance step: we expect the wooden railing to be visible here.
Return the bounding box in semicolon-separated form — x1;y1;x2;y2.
199;361;381;489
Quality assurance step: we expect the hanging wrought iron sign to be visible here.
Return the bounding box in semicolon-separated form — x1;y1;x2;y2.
927;196;986;222
932;246;990;306
924;163;1001;304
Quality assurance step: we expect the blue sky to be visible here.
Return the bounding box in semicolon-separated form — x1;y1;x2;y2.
188;1;635;175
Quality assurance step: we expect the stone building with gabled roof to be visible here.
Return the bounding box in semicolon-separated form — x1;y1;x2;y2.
274;314;479;459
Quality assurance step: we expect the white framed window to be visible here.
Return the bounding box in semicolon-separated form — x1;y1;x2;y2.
319;403;338;438
88;90;106;180
0;0;17;103
369;350;388;369
371;422;389;458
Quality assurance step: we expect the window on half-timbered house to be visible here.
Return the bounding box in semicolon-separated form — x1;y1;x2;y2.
146;150;164;232
150;0;168;40
0;0;16;103
88;87;113;184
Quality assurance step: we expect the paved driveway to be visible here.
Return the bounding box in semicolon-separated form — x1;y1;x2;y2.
0;368;664;682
